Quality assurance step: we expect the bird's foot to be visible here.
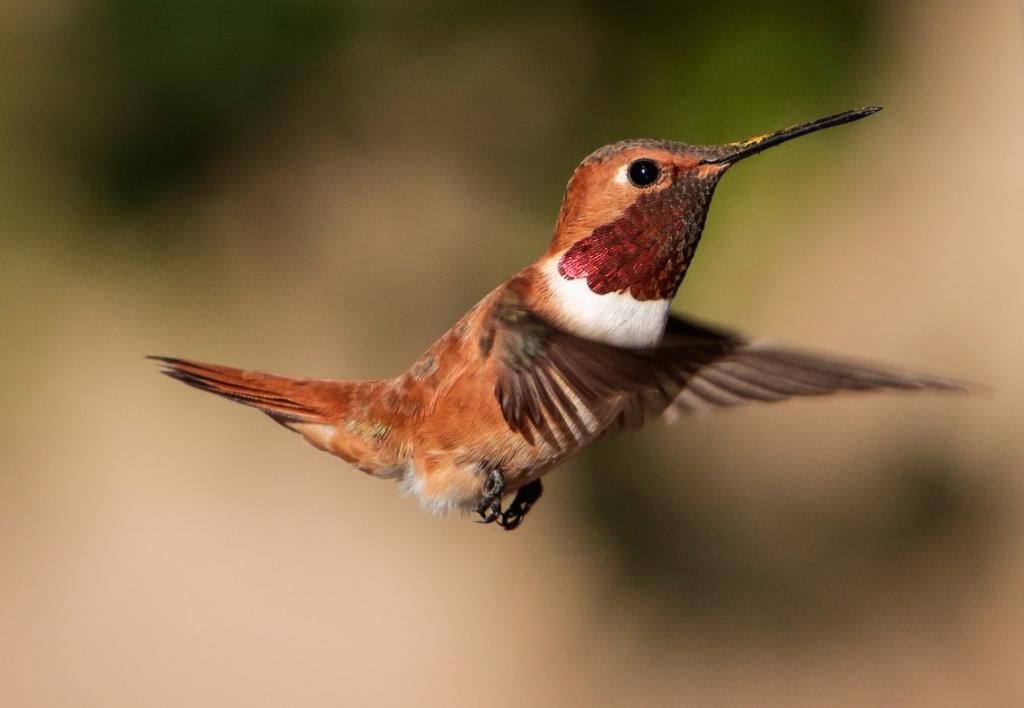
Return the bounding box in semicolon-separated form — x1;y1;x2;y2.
497;479;543;531
475;466;506;525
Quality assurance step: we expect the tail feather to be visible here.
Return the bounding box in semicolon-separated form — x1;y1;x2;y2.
149;356;334;423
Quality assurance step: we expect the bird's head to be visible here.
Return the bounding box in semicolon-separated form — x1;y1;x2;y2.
547;107;882;301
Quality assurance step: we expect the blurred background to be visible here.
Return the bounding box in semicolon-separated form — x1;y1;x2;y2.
1;0;1022;705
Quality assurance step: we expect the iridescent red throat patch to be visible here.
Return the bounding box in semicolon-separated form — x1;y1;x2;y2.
557;175;719;301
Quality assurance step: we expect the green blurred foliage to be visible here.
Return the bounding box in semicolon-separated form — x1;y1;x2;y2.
65;0;352;206
569;0;878;142
49;0;878;214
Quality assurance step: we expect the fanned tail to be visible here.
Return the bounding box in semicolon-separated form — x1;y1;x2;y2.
148;356;337;424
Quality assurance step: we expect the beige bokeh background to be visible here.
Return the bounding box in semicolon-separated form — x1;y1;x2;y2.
2;1;1023;706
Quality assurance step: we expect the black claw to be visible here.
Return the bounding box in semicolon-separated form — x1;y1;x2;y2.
497;480;543;531
475;495;501;524
474;469;544;530
497;510;523;530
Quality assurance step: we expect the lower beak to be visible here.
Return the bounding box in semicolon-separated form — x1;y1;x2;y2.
699;106;882;166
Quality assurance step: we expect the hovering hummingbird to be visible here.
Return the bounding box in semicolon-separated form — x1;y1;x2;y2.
153;106;962;530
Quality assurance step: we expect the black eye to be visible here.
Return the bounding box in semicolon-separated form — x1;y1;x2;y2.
627;159;660;187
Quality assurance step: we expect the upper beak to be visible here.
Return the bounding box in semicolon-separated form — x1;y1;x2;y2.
699;106;882;166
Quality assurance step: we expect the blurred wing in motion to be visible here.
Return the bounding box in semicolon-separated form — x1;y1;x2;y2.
483;291;965;447
656;314;965;420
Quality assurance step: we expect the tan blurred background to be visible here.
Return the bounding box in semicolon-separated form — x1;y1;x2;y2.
1;1;1023;706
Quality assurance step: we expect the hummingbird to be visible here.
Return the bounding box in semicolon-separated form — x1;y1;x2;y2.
153;106;962;530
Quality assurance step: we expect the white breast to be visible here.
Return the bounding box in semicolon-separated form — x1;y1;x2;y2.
539;257;670;348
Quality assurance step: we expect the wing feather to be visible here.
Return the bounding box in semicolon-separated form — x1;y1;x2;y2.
482;282;964;448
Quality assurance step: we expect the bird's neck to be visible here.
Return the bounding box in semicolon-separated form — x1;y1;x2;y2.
527;257;670;348
527;175;721;347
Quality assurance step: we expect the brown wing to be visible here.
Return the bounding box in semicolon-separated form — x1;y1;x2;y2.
655;314;965;420
482;287;964;448
480;285;665;451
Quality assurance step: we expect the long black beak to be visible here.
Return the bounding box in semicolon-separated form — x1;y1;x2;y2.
699;106;882;165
